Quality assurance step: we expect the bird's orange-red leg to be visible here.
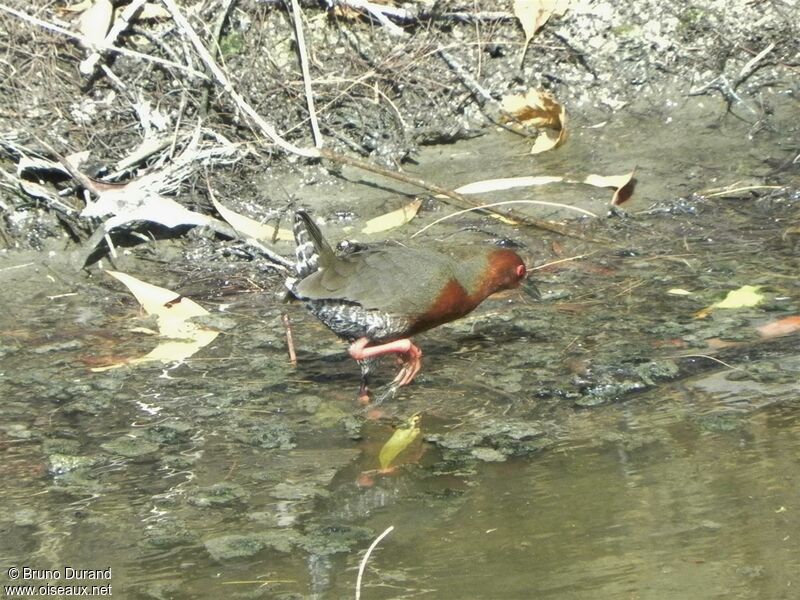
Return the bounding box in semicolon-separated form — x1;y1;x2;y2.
348;337;423;389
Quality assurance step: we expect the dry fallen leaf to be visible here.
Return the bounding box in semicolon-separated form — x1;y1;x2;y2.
502;89;561;128
136;3;171;20
500;90;568;154
584;170;637;205
211;197;293;242
361;199;422;234
513;0;570;45
91;271;218;371
77;0;114;46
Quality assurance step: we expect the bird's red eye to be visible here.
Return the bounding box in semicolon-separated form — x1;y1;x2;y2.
516;264;526;278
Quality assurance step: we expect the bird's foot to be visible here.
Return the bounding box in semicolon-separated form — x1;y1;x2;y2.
349;337;423;388
349;338;422;405
391;344;423;387
357;379;372;405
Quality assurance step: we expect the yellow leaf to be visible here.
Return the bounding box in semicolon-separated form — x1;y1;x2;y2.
362;200;422;234
378;414;421;470
91;271;219;371
695;285;764;319
712;285;764;309
667;288;692;296
211;197;293;242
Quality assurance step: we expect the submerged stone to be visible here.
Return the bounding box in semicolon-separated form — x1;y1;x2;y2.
101;435;160;458
47;453;101;475
204;529;303;560
233;422;296;450
300;523;373;555
188;482;249;507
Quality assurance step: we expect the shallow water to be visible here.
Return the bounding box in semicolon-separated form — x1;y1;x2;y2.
1;93;799;599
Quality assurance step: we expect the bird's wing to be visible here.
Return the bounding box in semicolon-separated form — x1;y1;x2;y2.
294;248;455;318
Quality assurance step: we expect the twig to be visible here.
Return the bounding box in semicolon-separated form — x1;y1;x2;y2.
283;313;297;367
530;252;598;271
0;3;208;79
436;46;493;105
319;148;592;240
289;0;323;147
435;10;514;23
205;179;293;269
410;200;598;239
158;0;590;241
355;525;394;600
688;74;757;114
437;47;539;138
735;42;776;87
80;0;148;75
677;354;743;371
160;0;319;158
200;0;235;118
334;0;408;36
687;43;774;116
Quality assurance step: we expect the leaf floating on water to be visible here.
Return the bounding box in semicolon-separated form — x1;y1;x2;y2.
91;271;218;371
712;285;764;309
211;197;292;241
757;315;800;339
378;413;421;471
452;175;564;195
584;170;637;205
667;288;692;296
500;90;568;154
695;285;764;319
362;200;422;234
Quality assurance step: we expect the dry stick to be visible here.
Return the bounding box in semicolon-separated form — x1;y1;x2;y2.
282;313;298;367
355;525;394;600
160;0;320;158
80;0;148;75
735;42;776;87
0;3;208;79
200;0;236;118
338;0;408;36
318;148;590;240
411;200;598;239
204;178;293;269
289;0;323;148
437;47;539;139
163;0;591;240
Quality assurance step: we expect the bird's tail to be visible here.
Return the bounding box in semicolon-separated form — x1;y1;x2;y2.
293;210;334;278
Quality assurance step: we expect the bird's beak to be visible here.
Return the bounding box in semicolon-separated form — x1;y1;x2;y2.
521;278;541;299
